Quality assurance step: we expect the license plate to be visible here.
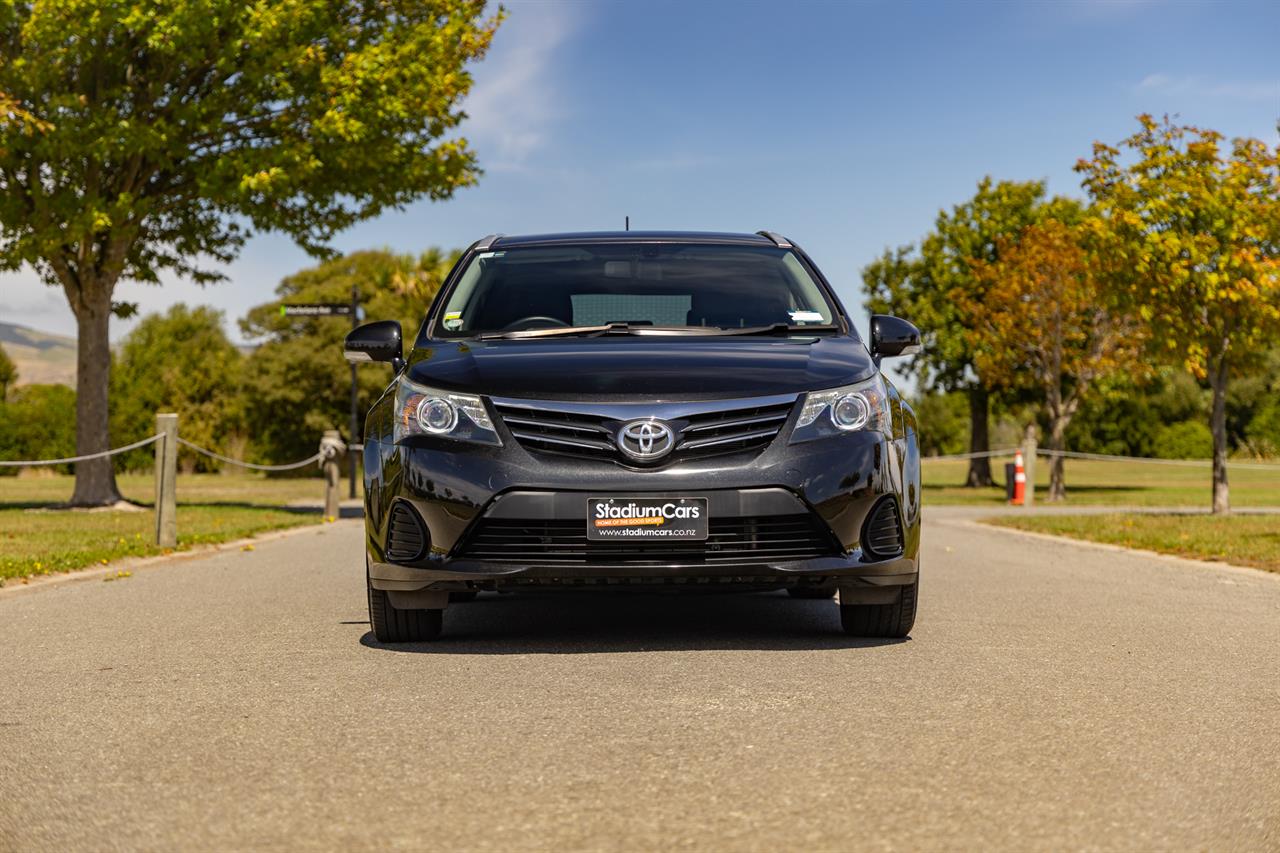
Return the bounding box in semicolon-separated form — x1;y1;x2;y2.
587;497;709;542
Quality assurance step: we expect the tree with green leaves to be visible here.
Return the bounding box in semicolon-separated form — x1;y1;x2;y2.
864;177;1047;486
0;383;75;474
962;214;1144;500
240;248;459;465
1077;115;1280;513
0;0;501;505
0;343;15;400
110;305;244;473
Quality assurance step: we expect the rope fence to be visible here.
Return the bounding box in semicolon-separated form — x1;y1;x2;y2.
0;433;164;467
0;415;352;547
4;413;1277;543
177;438;325;472
919;447;1018;462
924;447;1280;469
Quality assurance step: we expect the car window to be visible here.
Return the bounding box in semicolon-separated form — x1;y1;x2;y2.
435;244;838;336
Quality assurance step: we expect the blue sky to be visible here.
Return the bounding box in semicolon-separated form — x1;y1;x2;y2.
3;0;1278;347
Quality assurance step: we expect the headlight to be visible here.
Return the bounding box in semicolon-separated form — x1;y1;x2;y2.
394;377;501;446
790;375;891;444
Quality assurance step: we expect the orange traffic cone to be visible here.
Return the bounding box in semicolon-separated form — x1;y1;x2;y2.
1010;450;1026;506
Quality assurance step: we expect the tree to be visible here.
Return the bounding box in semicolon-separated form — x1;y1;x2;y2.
0;1;502;505
1077;115;1280;513
110;305;244;473
0;384;76;474
963;215;1143;500
240;248;459;465
0;343;14;400
909;391;970;457
864;178;1047;486
1065;369;1204;458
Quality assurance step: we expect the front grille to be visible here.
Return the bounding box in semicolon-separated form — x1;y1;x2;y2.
493;398;795;464
386;502;428;562
861;497;903;559
495;405;616;460
455;514;839;565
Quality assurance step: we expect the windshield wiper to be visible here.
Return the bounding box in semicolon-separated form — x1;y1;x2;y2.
712;323;842;336
475;323;722;341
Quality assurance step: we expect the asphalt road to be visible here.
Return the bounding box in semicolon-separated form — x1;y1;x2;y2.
2;509;1278;852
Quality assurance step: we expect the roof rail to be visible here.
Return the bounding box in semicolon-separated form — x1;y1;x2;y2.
473;233;503;252
756;230;793;249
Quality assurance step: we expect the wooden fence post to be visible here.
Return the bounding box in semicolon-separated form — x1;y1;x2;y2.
155;413;178;547
322;429;343;520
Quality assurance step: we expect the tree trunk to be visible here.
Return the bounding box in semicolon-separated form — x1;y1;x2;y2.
69;287;122;507
1047;416;1068;502
965;386;992;487
1209;361;1229;515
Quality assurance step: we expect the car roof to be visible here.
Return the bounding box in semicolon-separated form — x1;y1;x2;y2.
478;231;784;250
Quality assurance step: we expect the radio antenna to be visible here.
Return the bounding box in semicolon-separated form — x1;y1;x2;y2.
625;215;630;232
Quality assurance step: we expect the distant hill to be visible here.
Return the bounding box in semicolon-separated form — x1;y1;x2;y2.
0;322;76;387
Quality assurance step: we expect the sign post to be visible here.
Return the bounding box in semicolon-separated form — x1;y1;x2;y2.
281;291;364;499
348;286;359;499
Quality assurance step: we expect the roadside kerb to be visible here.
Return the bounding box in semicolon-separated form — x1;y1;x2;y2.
943;516;1280;584
0;517;363;600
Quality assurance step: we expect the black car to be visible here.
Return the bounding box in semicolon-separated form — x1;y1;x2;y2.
345;231;923;642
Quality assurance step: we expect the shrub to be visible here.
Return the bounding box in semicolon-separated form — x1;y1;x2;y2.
1152;421;1213;460
0;384;77;475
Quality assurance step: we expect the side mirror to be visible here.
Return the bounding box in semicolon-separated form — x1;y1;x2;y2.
345;320;403;370
870;315;922;363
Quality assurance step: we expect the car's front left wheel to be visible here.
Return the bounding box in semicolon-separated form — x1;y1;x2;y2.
367;571;443;642
839;579;917;639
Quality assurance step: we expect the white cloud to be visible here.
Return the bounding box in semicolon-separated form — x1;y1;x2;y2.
1136;73;1171;91
1136;73;1280;102
461;2;585;171
0;268;78;338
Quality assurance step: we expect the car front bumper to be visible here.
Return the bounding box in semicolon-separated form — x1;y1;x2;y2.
365;426;920;596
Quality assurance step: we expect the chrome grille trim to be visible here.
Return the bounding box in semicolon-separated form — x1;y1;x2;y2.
684;411;790;433
507;431;614;452
680;425;783;451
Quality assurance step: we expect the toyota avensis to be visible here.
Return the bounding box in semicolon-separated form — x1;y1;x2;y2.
345;231;923;642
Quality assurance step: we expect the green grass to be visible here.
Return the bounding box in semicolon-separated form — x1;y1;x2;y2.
924;457;1280;507
1;472;333;583
986;513;1280;574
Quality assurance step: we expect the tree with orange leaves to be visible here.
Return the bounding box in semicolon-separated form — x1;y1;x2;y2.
1076;115;1280;513
964;208;1144;501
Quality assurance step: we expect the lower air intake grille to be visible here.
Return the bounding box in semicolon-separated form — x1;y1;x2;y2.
861;497;904;559
386;502;428;562
456;514;838;566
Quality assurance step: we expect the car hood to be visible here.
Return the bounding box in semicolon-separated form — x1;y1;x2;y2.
404;335;876;401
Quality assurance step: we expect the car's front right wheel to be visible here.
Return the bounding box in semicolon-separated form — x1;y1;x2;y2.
839;580;917;639
367;571;443;643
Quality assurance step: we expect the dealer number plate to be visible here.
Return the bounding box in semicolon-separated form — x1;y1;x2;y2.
587;497;709;542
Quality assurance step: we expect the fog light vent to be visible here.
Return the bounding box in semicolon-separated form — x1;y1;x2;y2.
386;502;428;563
862;497;904;559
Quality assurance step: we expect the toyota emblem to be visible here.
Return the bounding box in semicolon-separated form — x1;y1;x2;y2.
617;419;676;461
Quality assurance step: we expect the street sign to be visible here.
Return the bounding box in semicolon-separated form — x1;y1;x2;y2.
280;303;354;317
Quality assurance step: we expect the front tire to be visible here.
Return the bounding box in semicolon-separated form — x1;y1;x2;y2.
368;572;443;642
840;580;917;638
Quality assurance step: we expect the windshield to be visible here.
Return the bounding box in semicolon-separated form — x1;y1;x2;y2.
433;243;840;338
